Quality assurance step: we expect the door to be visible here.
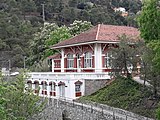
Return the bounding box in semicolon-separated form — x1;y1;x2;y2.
59;85;65;98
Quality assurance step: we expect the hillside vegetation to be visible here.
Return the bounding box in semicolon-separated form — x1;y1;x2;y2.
80;77;158;118
0;0;142;69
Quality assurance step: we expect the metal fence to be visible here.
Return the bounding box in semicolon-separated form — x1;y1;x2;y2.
29;97;154;120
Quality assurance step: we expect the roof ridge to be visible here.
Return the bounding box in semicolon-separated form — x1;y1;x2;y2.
96;24;100;40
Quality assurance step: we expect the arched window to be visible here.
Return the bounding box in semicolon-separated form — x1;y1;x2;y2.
41;81;47;90
49;82;56;91
75;80;83;97
67;54;74;68
58;81;65;97
105;51;115;68
34;81;39;93
49;82;56;96
84;52;92;68
27;80;32;89
34;81;39;90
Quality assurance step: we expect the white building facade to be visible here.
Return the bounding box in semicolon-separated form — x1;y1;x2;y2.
27;24;139;100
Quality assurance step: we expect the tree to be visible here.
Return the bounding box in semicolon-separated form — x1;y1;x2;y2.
29;22;58;66
45;25;72;58
137;0;160;98
137;0;160;43
29;20;92;70
0;71;46;120
69;20;92;35
111;35;141;78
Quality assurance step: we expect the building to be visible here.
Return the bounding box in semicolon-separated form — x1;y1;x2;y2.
114;7;129;17
27;24;139;100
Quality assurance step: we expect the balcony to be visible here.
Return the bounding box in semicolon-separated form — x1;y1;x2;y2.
28;72;111;80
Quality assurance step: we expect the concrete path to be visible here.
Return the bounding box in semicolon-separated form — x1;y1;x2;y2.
133;76;151;87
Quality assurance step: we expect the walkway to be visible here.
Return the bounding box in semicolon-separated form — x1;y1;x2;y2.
133;76;151;87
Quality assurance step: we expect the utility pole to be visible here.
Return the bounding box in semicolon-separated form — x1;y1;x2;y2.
8;59;11;75
24;56;26;69
42;4;45;22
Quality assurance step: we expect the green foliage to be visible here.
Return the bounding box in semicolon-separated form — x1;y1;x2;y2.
137;0;160;43
0;71;46;120
45;26;72;58
137;0;160;98
156;105;160;120
0;0;142;69
111;35;142;78
29;20;92;69
80;77;155;118
148;41;160;73
29;23;58;66
69;20;92;35
30;59;50;72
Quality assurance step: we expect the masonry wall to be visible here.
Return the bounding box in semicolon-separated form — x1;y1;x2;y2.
84;79;108;96
30;99;153;120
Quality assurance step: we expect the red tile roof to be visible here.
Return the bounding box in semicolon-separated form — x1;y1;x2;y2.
52;24;140;48
48;53;61;59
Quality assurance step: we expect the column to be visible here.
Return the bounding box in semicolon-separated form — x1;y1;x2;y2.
64;55;67;72
80;54;84;71
52;59;54;72
73;54;77;72
94;43;102;73
61;49;64;72
102;54;105;72
92;55;95;72
47;81;50;97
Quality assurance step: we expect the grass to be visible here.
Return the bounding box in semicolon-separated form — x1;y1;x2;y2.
79;76;158;118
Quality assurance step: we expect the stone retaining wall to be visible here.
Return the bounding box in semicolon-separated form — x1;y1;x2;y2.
85;79;108;96
29;98;154;120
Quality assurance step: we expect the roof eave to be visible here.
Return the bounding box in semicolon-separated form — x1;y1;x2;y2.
51;40;120;49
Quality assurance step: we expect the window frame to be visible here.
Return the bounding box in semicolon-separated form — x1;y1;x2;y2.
50;82;56;91
75;84;81;92
84;52;92;68
67;54;74;68
42;81;47;90
104;51;115;68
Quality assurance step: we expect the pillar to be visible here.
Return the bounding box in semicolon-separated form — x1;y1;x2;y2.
73;54;77;72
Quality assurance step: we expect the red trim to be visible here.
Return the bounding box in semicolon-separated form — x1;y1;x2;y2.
74;57;77;72
102;56;105;72
34;89;39;93
66;70;75;72
34;80;39;84
81;56;84;69
54;70;61;72
48;53;61;59
27;80;32;84
64;57;67;72
92;56;95;69
50;91;56;96
58;81;65;86
83;69;94;72
42;90;47;95
49;82;56;86
41;81;47;85
103;69;112;72
54;60;61;68
74;80;83;85
75;92;82;97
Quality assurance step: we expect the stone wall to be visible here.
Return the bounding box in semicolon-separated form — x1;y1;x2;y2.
29;98;154;120
85;79;108;96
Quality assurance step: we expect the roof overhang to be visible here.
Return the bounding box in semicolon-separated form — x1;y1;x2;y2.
51;40;120;49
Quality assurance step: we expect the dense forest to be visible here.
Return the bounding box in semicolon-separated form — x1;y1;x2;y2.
0;0;142;69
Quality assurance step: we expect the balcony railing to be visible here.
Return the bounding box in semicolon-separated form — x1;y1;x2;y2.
28;72;111;80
